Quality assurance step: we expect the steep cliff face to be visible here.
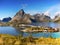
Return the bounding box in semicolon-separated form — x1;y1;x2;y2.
34;13;51;22
53;15;60;23
10;9;32;24
10;9;51;24
0;19;1;22
14;9;25;17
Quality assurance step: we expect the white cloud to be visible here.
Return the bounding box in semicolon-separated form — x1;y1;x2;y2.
45;4;60;19
21;4;28;9
26;10;41;15
44;11;50;16
55;11;60;15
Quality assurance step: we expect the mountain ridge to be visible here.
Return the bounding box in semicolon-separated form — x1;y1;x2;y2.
10;9;51;24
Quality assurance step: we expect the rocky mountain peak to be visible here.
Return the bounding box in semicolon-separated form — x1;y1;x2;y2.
10;9;51;24
19;9;25;15
15;9;25;17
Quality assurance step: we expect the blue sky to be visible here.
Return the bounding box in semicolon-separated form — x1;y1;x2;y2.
0;0;60;19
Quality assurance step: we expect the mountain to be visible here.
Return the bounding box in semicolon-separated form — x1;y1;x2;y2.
10;9;51;24
53;15;60;23
34;13;51;22
0;20;2;23
10;9;32;24
53;12;60;23
0;19;1;21
2;17;12;22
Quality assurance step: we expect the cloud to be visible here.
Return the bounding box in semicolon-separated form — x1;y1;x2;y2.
44;11;50;16
26;10;41;15
45;4;60;19
55;11;60;15
21;4;28;9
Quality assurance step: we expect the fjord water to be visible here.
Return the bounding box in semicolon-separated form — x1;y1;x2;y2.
0;22;60;38
31;22;60;28
0;26;20;35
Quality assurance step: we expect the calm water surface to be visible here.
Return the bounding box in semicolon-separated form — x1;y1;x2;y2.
31;22;60;28
0;26;20;35
0;22;60;38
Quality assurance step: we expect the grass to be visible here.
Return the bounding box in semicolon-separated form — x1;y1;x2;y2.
0;34;60;45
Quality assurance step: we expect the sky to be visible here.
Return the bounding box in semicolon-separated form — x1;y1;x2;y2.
0;0;60;19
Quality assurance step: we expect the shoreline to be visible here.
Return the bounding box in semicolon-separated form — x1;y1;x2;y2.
20;26;59;32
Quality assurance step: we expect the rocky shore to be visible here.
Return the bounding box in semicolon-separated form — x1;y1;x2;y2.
20;26;59;32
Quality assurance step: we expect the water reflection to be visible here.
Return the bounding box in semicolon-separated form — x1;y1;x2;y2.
0;26;20;35
31;22;60;28
15;22;60;38
0;22;60;38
